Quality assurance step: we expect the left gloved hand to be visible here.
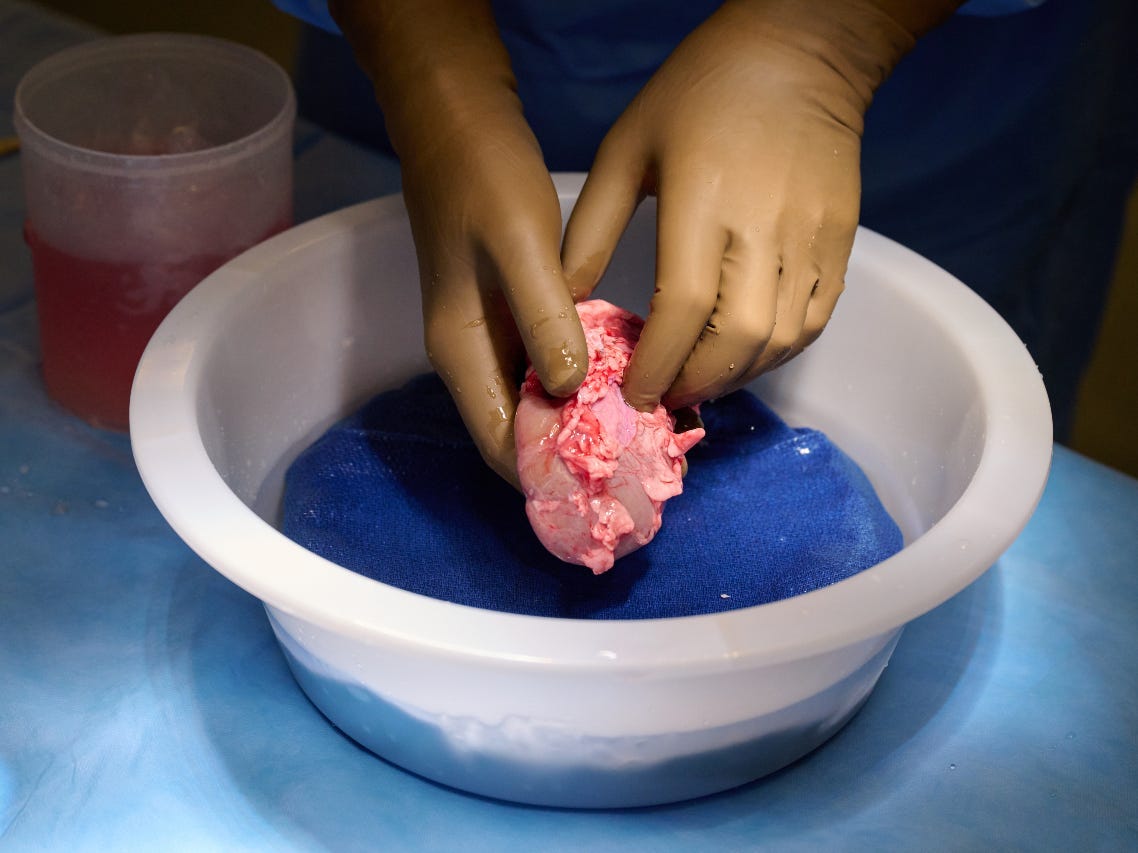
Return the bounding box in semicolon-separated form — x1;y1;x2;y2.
562;0;956;411
329;0;588;486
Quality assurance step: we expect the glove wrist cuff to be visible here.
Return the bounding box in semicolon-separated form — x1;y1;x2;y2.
330;0;524;159
721;0;923;131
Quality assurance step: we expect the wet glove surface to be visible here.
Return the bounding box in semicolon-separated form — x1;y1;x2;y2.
281;373;902;619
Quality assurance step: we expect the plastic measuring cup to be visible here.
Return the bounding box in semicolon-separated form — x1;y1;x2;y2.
15;33;296;430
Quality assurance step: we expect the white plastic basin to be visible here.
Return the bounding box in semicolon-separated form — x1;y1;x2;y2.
131;173;1052;808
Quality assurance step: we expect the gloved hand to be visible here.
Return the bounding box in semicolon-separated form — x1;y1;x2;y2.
331;0;587;485
561;0;958;411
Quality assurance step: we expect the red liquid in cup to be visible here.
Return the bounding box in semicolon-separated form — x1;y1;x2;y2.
26;217;290;430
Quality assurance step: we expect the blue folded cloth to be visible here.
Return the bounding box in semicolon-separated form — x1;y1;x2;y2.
281;374;902;619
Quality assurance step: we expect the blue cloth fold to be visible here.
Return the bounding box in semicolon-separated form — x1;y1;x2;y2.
281;374;902;619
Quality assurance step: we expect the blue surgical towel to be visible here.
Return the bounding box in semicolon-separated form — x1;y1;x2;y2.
281;374;902;619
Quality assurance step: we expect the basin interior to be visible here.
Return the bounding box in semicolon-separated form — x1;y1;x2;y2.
193;195;984;556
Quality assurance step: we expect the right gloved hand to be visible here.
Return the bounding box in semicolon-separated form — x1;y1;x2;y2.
331;0;588;486
561;0;959;414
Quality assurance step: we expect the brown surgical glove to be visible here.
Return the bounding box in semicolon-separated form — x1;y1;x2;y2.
562;0;959;411
331;0;587;485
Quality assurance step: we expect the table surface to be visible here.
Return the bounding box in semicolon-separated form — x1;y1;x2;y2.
2;3;1137;850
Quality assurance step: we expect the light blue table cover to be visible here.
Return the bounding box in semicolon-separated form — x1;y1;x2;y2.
2;2;1136;849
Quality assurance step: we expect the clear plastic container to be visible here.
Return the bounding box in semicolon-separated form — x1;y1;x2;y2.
15;33;296;430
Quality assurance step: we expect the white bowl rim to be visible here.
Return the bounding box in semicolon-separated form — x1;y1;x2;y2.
131;172;1053;672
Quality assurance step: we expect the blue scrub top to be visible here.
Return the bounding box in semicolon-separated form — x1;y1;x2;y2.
275;1;1051;34
273;0;1056;171
274;0;1138;439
